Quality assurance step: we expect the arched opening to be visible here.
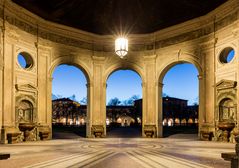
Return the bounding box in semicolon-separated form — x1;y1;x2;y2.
106;70;142;138
52;64;88;138
160;63;199;137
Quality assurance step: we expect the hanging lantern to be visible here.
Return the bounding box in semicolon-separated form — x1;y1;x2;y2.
115;37;128;58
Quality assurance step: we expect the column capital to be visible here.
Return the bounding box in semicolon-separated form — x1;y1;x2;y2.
48;76;53;82
157;82;164;88
103;82;107;88
197;75;203;80
92;56;106;63
143;55;157;60
141;82;146;87
86;83;93;88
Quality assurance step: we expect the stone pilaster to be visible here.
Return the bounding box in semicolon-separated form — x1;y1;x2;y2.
142;55;157;137
198;74;205;136
86;82;93;138
157;82;164;138
90;56;106;137
202;48;215;125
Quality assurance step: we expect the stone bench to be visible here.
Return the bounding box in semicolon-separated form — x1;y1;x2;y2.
39;131;49;140
0;153;10;160
221;135;239;168
221;152;238;168
200;131;213;141
7;132;21;144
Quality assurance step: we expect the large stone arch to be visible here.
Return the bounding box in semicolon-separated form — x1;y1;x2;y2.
157;56;203;82
104;61;145;83
156;53;203;137
103;61;144;136
49;56;92;83
48;56;92;137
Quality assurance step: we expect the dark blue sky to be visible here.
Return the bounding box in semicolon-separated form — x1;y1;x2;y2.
52;63;199;105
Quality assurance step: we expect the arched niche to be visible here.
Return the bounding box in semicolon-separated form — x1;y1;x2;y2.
15;84;38;124
17;100;34;123
219;98;235;122
216;79;237;122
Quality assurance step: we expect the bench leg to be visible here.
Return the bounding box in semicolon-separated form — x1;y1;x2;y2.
231;159;238;168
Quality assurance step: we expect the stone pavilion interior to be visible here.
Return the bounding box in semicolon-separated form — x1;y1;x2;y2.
0;0;239;167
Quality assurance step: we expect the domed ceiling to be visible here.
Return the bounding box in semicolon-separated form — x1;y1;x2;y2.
12;0;227;35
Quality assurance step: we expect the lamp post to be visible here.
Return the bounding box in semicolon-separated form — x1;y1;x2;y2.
115;37;128;58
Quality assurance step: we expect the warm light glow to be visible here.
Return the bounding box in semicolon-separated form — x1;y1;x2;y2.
175;118;180;124
163;119;167;126
117;117;122;123
195;118;198;123
106;118;110;125
168;118;174;126
80;118;85;125
188;118;193;124
181;118;187;125
115;37;128;58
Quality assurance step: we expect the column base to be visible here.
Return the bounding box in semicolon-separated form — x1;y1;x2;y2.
143;124;156;138
91;125;104;138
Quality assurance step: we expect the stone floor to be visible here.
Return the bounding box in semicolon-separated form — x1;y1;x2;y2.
0;133;234;168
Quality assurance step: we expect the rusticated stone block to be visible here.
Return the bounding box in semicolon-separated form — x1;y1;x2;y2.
91;125;104;138
144;125;156;138
200;131;213;141
7;132;21;144
39;131;49;140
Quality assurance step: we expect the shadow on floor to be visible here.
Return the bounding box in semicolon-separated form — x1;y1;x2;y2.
52;125;198;139
52;125;86;139
106;126;142;138
163;125;198;137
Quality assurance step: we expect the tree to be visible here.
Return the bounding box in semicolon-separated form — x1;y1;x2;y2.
108;97;121;106
162;93;169;97
52;94;58;100
122;95;140;106
80;97;87;105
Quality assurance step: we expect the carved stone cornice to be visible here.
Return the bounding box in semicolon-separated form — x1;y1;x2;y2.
92;56;106;65
15;84;38;93
143;55;157;61
1;0;238;52
5;26;19;41
216;79;237;91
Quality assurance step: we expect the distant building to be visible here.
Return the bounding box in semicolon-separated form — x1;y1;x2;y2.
134;97;198;127
52;99;140;126
106;106;141;126
52;97;198;127
52;98;86;125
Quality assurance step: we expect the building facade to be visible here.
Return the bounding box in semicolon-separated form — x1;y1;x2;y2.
52;98;140;127
52;98;86;126
135;98;198;127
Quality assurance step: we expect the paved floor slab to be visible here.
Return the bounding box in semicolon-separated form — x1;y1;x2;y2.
0;134;234;168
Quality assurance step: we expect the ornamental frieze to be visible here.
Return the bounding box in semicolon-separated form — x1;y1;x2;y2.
0;5;238;52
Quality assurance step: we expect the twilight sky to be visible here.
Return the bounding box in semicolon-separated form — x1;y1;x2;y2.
52;63;199;105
